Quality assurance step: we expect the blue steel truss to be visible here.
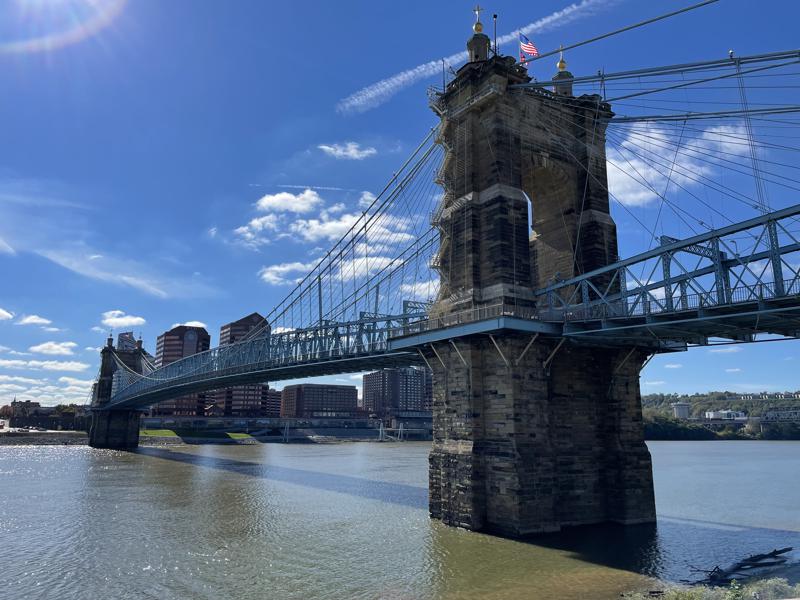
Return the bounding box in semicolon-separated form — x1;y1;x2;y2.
535;203;800;343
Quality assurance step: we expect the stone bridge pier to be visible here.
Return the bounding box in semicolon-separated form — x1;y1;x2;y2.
88;337;145;450
424;19;656;535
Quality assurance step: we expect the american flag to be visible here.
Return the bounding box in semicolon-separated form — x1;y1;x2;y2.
519;33;539;66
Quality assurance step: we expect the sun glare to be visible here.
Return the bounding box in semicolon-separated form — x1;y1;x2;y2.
2;0;127;54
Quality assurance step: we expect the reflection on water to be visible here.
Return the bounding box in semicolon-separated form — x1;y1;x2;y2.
0;441;798;599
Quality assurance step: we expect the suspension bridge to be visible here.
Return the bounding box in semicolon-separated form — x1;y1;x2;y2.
90;4;800;536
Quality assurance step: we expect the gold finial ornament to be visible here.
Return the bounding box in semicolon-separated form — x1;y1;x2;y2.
557;46;567;71
473;4;484;33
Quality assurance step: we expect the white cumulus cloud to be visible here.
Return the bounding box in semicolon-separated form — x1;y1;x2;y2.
233;214;281;249
318;142;377;160
259;261;319;286
29;341;78;356
16;314;51;326
0;359;90;372
664;363;682;369
0;307;13;320
256;189;323;213
101;310;146;329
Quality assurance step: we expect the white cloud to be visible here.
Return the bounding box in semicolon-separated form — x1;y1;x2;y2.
334;256;395;282
85;346;103;352
37;247;171;298
337;0;614;113
272;326;296;334
8;350;31;356
643;380;666;386
29;341;78;356
101;310;146;329
16;314;51;326
0;375;44;385
0;236;14;255
0;383;27;393
400;279;440;301
318;142;377;160
289;212;414;245
664;363;682;369
608;125;750;207
358;191;377;209
57;376;94;389
725;368;742;373
256;189;323;213
171;321;208;329
208;227;218;238
709;346;742;354
91;326;107;334
259;261;319;285
233;214;281;249
0;359;91;372
0;307;13;320
288;212;361;243
41;326;62;332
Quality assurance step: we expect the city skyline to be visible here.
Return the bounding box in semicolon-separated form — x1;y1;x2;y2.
2;0;800;407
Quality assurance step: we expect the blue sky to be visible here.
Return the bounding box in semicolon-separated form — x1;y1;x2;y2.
0;0;798;405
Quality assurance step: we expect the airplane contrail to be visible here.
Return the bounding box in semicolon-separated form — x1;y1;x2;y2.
337;0;621;115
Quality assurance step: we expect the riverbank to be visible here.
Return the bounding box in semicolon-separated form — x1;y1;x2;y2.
0;430;88;445
0;427;390;446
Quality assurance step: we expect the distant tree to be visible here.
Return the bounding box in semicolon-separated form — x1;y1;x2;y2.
644;416;718;440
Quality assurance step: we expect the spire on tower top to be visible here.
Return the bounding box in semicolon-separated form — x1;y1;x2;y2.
557;45;567;71
472;4;484;33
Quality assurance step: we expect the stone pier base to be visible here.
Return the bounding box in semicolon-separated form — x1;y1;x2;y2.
427;336;656;537
88;410;141;450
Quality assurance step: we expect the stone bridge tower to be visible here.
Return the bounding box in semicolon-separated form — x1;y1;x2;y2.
88;336;147;449
424;15;656;536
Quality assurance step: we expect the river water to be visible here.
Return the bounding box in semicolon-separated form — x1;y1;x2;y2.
1;441;799;599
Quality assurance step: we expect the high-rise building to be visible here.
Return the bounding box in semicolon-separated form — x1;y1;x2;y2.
363;367;432;416
212;313;274;417
265;388;282;417
280;384;358;418
151;324;211;416
116;331;137;351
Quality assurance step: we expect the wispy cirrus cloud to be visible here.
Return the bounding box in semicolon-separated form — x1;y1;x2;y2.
337;0;620;114
709;346;742;354
0;175;219;300
0;236;14;255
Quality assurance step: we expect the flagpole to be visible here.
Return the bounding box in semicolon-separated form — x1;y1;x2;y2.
493;14;497;56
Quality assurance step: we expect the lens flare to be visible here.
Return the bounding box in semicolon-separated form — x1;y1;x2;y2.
1;0;128;54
